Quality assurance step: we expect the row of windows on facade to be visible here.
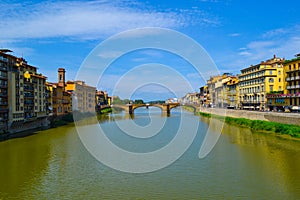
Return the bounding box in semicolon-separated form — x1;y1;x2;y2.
241;95;265;101
16;82;45;91
239;78;280;87
242;64;283;73
287;63;300;70
15;106;46;112
16;98;44;104
240;85;279;93
17;91;45;98
240;70;280;80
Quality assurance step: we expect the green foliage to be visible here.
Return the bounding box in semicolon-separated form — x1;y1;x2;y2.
267;91;283;94
61;113;74;122
51;119;68;127
99;107;112;114
146;100;165;104
112;96;131;105
134;99;144;104
198;112;300;138
198;112;212;118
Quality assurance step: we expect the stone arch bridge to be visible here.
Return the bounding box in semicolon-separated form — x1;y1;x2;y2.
111;103;198;114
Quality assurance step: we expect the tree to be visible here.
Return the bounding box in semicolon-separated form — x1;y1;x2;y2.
134;99;144;104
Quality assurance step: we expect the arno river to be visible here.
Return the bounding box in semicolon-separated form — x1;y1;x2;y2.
0;108;300;199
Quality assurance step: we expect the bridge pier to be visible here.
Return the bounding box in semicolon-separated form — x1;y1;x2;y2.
162;104;170;114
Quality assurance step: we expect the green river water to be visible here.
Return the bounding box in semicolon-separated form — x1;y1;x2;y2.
0;108;299;199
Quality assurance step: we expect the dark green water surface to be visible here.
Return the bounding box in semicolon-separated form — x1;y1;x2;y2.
0;108;299;199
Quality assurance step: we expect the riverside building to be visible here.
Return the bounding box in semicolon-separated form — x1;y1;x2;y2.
266;53;300;111
284;53;300;107
238;55;284;110
0;49;48;132
65;80;96;113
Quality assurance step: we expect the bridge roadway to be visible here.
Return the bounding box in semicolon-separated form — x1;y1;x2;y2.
111;103;198;114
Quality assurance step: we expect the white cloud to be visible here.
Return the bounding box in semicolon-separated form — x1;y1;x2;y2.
0;1;217;42
228;33;241;37
238;51;252;56
231;25;300;67
98;50;123;59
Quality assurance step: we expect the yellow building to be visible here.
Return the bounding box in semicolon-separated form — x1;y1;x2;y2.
284;53;300;107
225;76;239;108
206;75;221;107
238;55;284;110
66;80;96;113
46;83;71;116
45;82;54;115
206;73;236;108
267;53;300;111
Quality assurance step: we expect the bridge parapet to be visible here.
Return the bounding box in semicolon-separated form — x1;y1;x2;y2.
111;103;181;114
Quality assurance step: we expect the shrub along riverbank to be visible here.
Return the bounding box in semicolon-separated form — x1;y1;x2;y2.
198;112;300;138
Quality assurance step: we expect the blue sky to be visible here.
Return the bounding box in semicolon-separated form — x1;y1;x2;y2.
1;0;300;101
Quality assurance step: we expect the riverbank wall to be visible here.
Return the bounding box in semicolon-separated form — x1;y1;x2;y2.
198;107;300;126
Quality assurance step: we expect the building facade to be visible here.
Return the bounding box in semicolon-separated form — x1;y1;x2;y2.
0;49;47;131
66;80;96;113
180;92;200;105
206;75;221;107
266;53;300;111
199;85;209;106
284;54;300;106
46;83;71;116
225;76;239;108
238;55;284;110
0;50;9;131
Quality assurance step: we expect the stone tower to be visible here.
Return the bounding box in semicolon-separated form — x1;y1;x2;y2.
58;68;66;88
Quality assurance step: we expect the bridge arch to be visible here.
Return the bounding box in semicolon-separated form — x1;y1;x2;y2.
131;104;164;112
179;104;198;113
111;103;198;114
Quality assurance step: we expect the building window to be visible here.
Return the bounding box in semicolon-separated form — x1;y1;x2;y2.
279;86;282;91
270;70;273;75
270;86;273;91
278;78;281;82
278;71;281;75
269;78;274;83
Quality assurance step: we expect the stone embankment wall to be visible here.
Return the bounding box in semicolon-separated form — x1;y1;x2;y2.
198;108;300;126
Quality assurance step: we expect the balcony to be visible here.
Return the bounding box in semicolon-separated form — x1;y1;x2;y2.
62;100;70;104
0;92;7;97
0;74;7;80
0;66;7;71
0;101;8;106
0;83;7;88
24;93;34;98
24;101;34;105
0;108;8;113
286;76;299;81
0;57;8;62
286;68;300;73
24;86;34;91
0;117;8;122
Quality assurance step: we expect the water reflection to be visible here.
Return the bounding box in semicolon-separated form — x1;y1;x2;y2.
0;112;299;199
